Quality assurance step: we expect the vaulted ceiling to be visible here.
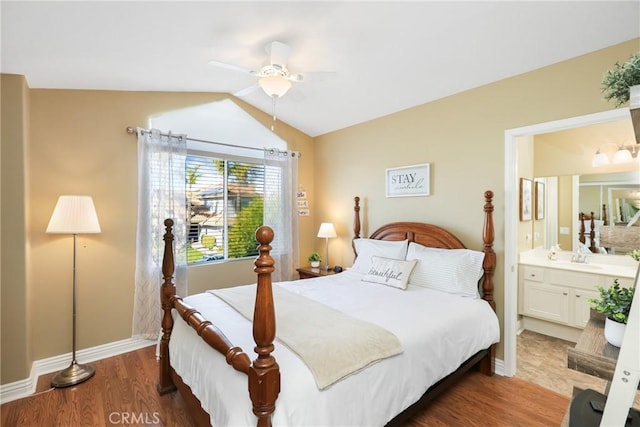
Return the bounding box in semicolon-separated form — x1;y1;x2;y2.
2;1;639;137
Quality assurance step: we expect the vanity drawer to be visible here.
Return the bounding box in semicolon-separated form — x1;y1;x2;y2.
548;269;601;289
522;266;544;282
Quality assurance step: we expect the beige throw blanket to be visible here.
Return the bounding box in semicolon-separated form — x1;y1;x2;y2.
209;285;402;389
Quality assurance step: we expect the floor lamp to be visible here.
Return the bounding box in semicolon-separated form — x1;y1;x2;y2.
317;222;337;271
46;195;101;388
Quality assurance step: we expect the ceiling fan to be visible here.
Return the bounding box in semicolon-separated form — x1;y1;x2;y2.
209;41;305;99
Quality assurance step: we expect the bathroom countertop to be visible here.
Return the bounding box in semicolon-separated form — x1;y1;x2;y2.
519;249;638;279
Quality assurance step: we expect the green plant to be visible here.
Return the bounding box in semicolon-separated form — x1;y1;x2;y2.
201;234;216;250
308;252;321;262
629;249;640;262
601;52;640;107
590;279;636;324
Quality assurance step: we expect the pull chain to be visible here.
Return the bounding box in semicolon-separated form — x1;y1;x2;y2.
271;96;277;132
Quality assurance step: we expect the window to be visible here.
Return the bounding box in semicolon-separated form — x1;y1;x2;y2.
186;153;266;265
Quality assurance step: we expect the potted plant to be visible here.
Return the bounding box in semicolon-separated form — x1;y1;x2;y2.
629;249;640;262
308;252;321;268
601;52;640;107
590;279;636;347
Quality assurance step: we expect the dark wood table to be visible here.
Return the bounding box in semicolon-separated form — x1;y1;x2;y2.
296;266;336;279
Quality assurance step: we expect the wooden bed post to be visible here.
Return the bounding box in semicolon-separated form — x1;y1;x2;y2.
353;196;361;239
249;226;280;427
481;190;496;312
479;190;496;376
588;211;596;253
158;219;177;395
579;212;587;246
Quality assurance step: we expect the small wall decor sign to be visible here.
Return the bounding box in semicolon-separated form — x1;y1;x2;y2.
385;163;430;198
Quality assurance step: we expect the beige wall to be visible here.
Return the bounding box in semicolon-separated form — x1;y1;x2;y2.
557;176;574;251
534;119;636;178
1;38;638;385
1;75;32;383
313;38;640;361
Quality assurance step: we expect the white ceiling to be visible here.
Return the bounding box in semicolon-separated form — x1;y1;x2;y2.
2;1;639;137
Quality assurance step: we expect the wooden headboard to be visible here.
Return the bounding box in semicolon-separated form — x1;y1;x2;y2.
351;191;496;311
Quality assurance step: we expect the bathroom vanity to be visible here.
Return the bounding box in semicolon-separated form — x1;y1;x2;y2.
518;249;637;342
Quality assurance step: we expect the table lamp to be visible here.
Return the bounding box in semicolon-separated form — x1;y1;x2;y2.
317;222;337;271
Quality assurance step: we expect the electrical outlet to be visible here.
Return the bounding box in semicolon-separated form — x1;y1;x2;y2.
559;227;570;235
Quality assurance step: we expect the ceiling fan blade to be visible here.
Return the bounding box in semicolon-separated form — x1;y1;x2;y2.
267;41;291;67
233;83;260;97
208;60;253;75
299;71;337;83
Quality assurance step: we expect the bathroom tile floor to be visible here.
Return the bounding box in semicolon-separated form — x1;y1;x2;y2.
516;329;640;407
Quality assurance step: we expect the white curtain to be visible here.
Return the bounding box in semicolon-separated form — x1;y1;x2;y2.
133;128;187;339
263;149;300;282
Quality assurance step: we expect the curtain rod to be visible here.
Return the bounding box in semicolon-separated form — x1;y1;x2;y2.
125;126;297;156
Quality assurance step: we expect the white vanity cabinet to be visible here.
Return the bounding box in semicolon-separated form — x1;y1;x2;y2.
518;263;636;342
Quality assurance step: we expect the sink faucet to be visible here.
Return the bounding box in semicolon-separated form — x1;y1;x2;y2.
571;253;588;264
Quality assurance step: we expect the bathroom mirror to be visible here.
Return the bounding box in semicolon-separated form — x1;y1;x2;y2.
535;171;640;254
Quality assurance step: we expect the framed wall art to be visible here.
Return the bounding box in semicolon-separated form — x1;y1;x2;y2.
535;181;545;220
519;177;532;221
385;163;430;198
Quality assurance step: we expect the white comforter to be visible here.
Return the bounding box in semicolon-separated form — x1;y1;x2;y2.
169;270;500;427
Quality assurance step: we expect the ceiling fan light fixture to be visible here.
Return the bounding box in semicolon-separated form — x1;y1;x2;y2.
259;76;292;98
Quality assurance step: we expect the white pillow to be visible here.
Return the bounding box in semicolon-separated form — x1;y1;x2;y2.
362;256;417;290
351;238;409;274
406;242;485;298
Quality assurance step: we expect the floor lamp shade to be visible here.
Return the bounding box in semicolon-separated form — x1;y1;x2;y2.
46;195;101;234
46;195;101;387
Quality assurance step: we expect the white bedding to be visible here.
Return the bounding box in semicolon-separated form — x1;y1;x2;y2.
169;270;500;427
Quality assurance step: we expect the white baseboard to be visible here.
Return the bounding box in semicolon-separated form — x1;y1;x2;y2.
0;337;155;404
494;358;505;376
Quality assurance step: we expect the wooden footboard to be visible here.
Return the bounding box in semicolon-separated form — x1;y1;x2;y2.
157;219;280;427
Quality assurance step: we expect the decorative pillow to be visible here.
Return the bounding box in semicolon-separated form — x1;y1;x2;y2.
351;238;409;274
362;256;417;290
406;242;485;298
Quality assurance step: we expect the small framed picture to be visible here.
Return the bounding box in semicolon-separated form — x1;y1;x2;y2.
535;181;545;220
519;178;532;222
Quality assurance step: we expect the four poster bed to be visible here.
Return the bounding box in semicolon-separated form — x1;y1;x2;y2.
157;191;499;426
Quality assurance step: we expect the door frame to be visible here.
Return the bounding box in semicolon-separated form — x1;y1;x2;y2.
502;107;630;376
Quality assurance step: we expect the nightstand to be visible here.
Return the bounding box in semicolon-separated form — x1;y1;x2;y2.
296;266;337;280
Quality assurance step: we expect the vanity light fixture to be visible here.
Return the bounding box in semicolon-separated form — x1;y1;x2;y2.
591;149;610;167
592;143;639;167
612;145;633;164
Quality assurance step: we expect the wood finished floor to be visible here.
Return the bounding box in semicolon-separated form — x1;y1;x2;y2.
1;344;568;426
516;329;640;408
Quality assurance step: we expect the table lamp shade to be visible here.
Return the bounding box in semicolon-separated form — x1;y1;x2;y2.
46;195;101;234
317;222;337;238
